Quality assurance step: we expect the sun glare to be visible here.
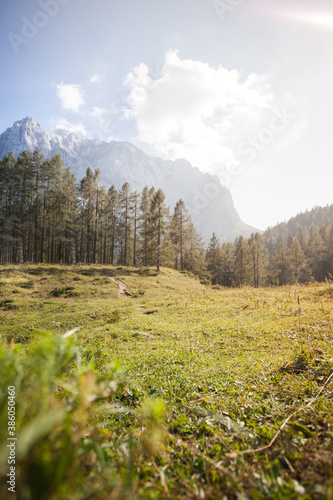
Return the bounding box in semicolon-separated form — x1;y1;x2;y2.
301;14;333;27
267;8;333;28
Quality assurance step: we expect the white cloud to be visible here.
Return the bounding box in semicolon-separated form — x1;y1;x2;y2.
124;50;281;174
52;117;87;136
54;82;85;113
89;106;106;118
90;73;101;83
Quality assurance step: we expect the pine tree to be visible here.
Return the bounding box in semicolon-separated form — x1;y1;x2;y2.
39;154;65;262
171;199;193;271
289;237;305;284
249;233;268;287
150;189;169;271
30;148;46;262
296;227;307;251
139;186;152;267
183;222;205;276
132;191;140;267
272;242;293;285
15;151;35;262
0;153;18;262
47;161;78;263
327;224;333;277
206;233;222;285
103;186;118;264
220;242;235;287
59;167;79;264
234;236;251;286
118;182;133;266
308;232;326;281
79;167;101;263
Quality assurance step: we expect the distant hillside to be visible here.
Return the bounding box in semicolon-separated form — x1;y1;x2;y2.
264;204;333;253
0;117;257;243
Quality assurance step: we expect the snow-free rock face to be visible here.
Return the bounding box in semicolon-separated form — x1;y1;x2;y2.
0;117;257;242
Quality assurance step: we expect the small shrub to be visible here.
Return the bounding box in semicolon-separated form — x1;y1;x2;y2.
0;299;17;310
50;286;76;298
181;270;197;280
19;281;34;289
0;299;14;307
131;290;145;298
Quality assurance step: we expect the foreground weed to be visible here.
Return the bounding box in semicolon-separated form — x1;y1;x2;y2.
0;329;165;499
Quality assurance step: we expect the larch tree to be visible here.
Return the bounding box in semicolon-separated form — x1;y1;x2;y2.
150;188;169;271
206;233;222;285
248;233;268;288
103;186;119;265
118;182;133;266
183;222;205;275
171;199;192;271
308;232;326;282
272;242;293;285
219;242;235;287
79;167;102;263
132;191;140;267
289;237;305;284
234;236;251;286
139;186;152;267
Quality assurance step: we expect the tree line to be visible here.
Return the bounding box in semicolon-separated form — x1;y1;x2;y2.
264;204;333;255
0;150;332;286
207;223;333;286
0;150;204;272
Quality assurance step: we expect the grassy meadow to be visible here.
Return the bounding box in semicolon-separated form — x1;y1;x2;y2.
0;264;332;499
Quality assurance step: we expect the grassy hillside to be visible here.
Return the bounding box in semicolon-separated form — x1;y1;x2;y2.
0;264;333;499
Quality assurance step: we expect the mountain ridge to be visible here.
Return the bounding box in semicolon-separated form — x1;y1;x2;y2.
0;117;258;242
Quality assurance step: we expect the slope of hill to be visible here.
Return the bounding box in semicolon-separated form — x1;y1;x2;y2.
0;263;332;498
0;117;257;242
264;203;333;252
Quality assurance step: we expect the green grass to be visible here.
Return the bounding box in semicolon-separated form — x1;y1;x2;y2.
0;264;333;499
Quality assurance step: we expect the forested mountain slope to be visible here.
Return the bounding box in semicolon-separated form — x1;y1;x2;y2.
264;204;333;253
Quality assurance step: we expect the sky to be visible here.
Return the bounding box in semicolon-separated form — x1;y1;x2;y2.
1;0;333;231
